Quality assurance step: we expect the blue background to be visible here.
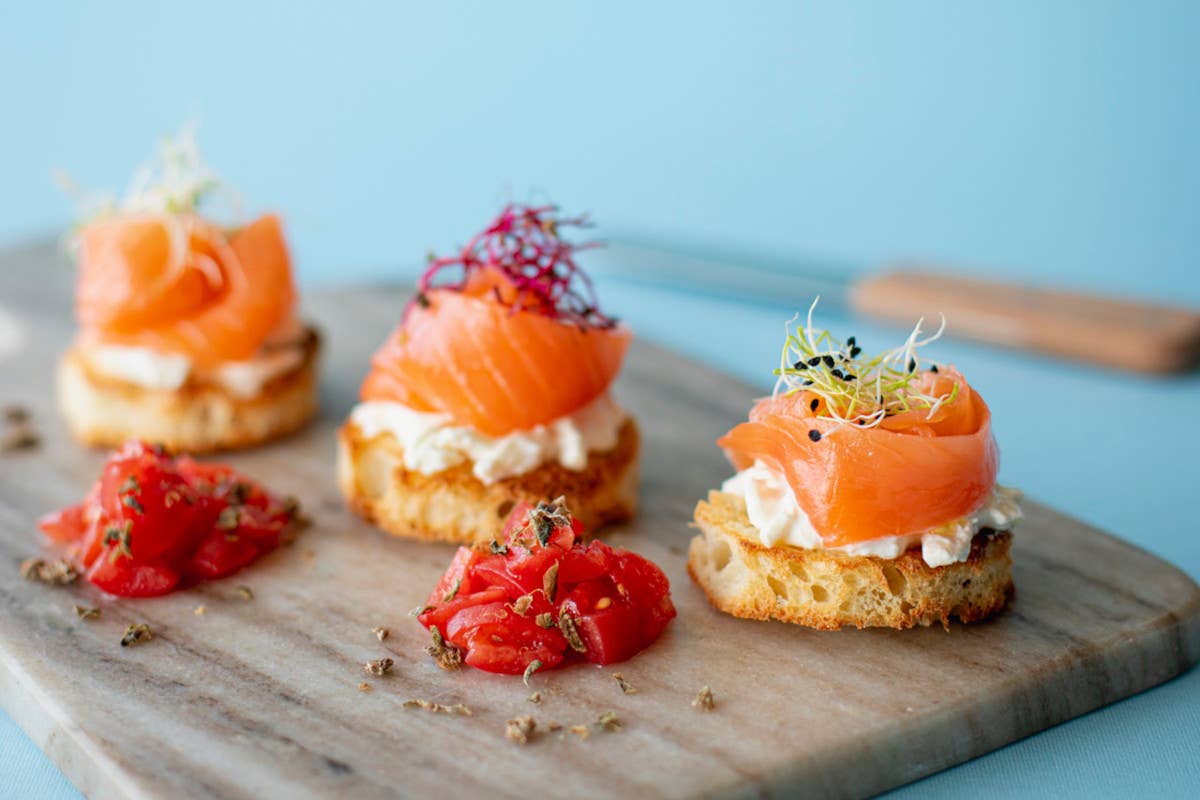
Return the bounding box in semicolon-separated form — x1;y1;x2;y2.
2;2;1199;798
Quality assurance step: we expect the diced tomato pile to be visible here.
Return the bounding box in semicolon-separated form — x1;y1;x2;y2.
37;440;299;597
417;499;676;675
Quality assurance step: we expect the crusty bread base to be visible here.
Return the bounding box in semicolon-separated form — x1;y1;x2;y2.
57;329;320;454
689;491;1013;630
337;417;639;545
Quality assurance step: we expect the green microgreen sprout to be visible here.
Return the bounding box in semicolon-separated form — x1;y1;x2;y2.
773;298;959;429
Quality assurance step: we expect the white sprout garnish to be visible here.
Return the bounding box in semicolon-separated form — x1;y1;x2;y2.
773;297;958;429
54;125;241;291
55;123;241;224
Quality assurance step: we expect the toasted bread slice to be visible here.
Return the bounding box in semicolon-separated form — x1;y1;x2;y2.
337;417;639;545
57;328;320;454
689;490;1013;630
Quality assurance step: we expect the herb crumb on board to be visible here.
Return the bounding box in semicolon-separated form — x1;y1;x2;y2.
613;673;636;694
693;685;716;711
73;605;100;620
20;557;79;585
363;658;394;677
403;699;472;716
120;623;153;647
371;626;389;641
506;715;536;744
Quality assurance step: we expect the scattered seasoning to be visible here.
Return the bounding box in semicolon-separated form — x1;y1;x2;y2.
236;585;254;601
404;699;472;716
363;657;394;676
357;682;372;693
806;356;821;367
512;594;533;616
558;610;587;653
489;540;508;555
20;557;79;585
506;715;536;744
930;364;939;373
0;406;39;452
547;721;563;733
850;346;862;358
193;605;207;616
542;562;559;603
822;355;835;368
597;711;622;732
215;506;240;531
534;612;554;629
907;358;917;373
846;336;856;347
529;498;571;546
810;398;819;412
528;691;542;704
569;725;590;740
73;605;100;620
808;429;822;443
443;576;463;602
409;604;430;617
613;673;637;695
693;685;716;711
102;522;133;559
427;625;462;671
371;626;389;642
120;623;153;647
414;292;431;309
523;659;543;687
120;493;145;514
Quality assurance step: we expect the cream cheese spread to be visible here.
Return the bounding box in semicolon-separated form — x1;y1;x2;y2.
80;319;307;399
722;461;1022;567
349;393;626;485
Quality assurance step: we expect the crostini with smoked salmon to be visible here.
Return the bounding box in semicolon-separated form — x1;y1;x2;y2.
57;130;319;453
338;204;638;545
689;303;1022;630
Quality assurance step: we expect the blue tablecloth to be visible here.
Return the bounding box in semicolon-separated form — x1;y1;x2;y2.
4;281;1198;798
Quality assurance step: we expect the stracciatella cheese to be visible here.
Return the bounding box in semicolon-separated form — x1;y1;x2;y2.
722;460;1022;567
349;392;626;485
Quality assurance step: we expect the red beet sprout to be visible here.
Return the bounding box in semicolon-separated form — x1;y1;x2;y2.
414;204;616;328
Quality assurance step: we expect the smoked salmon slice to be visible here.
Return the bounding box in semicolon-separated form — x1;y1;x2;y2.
719;366;998;546
359;204;631;437
76;213;295;368
360;284;631;436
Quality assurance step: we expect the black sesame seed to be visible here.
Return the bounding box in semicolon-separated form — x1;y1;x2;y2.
930;364;939;373
807;356;821;367
822;355;835;368
792;360;806;370
830;369;844;379
801;379;813;386
810;398;819;412
907;358;917;373
846;336;856;347
845;373;856;381
808;429;822;442
850;346;862;357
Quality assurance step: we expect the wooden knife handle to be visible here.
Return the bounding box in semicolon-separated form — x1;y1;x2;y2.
849;269;1200;374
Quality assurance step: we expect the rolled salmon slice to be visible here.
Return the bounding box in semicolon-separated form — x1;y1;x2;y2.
360;287;631;437
718;367;999;546
76;214;296;368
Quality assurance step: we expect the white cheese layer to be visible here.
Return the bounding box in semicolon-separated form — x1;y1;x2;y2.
79;319;307;400
721;461;1022;567
349;393;626;485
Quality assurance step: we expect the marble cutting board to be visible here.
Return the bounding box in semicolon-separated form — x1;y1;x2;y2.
0;241;1198;800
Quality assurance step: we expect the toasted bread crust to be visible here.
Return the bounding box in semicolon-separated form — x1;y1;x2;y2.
337;416;639;545
57;329;320;454
689;491;1013;630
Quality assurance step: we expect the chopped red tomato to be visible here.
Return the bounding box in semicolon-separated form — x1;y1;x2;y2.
36;440;301;598
416;499;675;675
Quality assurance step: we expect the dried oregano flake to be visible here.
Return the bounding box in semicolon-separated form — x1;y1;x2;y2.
363;658;394;676
120;623;153;647
21;558;79;585
404;699;472;716
426;625;462;671
506;715;536;744
693;685;716;711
